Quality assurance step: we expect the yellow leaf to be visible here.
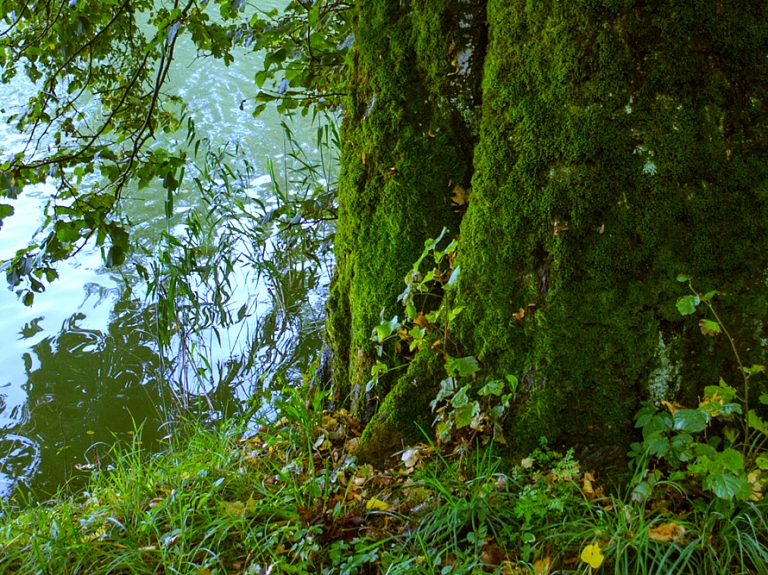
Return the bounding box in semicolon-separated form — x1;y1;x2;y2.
86;430;95;435
533;556;551;574
580;544;604;569
365;497;389;511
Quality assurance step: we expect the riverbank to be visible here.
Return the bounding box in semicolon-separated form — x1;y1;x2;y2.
1;385;767;574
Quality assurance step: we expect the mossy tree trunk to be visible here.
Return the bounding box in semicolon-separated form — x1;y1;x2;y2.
329;0;768;467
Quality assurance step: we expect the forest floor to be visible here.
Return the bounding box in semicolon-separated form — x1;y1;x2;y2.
1;385;767;575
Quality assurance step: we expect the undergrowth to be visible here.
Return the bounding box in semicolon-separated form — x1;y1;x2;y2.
2;384;767;574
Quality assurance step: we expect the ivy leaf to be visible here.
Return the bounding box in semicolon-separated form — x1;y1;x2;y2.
446;355;479;377
451;385;470;408
445;265;460;288
676;294;700;315
479;380;504;396
454;401;480;428
699;319;721;336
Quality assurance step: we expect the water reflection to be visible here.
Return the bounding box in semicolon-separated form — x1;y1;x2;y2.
2;299;167;497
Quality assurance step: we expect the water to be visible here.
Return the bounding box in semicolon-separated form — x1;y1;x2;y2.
0;4;331;498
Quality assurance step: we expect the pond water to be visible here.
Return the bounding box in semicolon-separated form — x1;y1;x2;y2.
0;3;331;498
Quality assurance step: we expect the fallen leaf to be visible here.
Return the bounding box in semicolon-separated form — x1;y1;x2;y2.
148;498;164;509
401;448;419;469
365;497;389;511
582;472;595;501
512;308;526;324
414;313;429;328
533;556;551;574
220;501;246;516
362;152;366;165
481;543;505;565
553;220;569;237
648;522;686;542
521;457;534;469
580;544;604;568
451;185;469;207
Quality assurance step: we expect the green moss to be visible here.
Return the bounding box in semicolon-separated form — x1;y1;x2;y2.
455;0;768;461
333;0;768;468
353;347;443;465
329;0;484;426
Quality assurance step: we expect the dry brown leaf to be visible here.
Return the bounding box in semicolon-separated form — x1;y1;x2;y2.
451;185;468;207
512;308;526;324
582;472;595;501
648;522;686;542
662;400;685;416
414;313;429;328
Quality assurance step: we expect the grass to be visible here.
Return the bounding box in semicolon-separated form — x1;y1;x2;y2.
1;387;768;574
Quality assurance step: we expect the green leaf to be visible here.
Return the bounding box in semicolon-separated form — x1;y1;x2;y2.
446;355;479;377
760;393;768;406
479;380;504;396
676;294;700;315
748;410;768;435
372;313;399;343
106;245;125;267
676;274;690;282
701;290;719;302
631;480;653;502
451;385;470;408
647;436;670;457
756;455;768;470
673;409;709;433
703;473;750;501
699;319;721;336
448;306;464;321
715;449;744;473
454;402;480;429
0;204;13;231
743;364;766;376
445;265;460;288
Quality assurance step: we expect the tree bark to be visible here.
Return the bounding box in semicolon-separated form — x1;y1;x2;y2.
329;0;768;469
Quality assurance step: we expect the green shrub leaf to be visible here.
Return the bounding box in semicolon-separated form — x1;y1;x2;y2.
673;409;709;433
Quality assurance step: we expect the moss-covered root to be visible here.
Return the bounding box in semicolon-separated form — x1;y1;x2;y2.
353;348;443;466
